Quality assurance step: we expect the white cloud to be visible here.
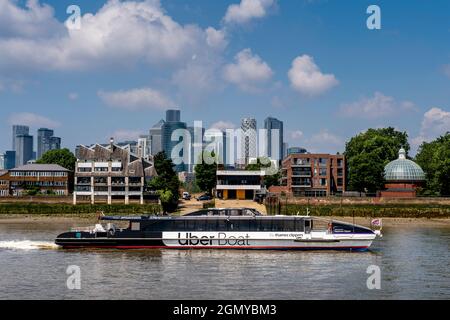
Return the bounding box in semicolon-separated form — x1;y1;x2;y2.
288;55;338;95
98;87;175;111
8;112;60;128
340;92;417;119
412;107;450;148
0;0;63;39
68;92;78;100
304;129;344;153
0;0;210;71
210;121;236;131
224;0;276;25
223;48;273;92
290;130;304;140
110;129;144;142
205;27;228;50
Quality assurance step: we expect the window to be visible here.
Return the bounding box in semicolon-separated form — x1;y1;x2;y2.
319;168;327;176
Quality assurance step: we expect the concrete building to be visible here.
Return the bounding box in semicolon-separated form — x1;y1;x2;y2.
37;128;61;159
264;117;284;162
380;148;425;198
216;170;265;200
15;134;33;167
0;164;71;197
12;125;29;150
240;118;257;165
0;153;4;170
73;139;156;205
277;153;346;197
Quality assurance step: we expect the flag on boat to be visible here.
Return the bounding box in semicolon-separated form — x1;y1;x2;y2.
371;219;382;227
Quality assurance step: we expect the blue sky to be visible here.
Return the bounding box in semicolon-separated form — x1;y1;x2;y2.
1;0;450;155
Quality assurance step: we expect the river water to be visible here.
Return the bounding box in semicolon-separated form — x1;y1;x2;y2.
0;221;449;300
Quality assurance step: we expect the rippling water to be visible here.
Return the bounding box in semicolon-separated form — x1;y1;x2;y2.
0;221;449;300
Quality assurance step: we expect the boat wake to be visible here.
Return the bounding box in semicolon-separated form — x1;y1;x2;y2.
0;240;59;251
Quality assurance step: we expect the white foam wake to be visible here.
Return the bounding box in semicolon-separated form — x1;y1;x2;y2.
0;240;59;251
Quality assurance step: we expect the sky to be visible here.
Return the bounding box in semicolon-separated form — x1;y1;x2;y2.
1;0;450;156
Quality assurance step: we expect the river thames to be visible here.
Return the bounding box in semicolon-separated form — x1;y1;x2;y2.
0;220;449;300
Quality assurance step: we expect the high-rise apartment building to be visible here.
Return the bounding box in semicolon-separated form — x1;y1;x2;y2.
240;118;257;165
0;154;4;170
264;117;284;162
4;151;16;170
162;110;187;172
15;134;33;167
37;128;61;159
12;125;29;150
149;119;165;156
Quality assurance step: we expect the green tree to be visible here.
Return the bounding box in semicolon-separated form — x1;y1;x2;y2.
245;157;280;188
194;151;217;195
36;148;77;171
345;127;410;193
415;133;450;196
148;151;180;213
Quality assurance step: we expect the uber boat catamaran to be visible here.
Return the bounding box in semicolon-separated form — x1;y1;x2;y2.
55;208;382;251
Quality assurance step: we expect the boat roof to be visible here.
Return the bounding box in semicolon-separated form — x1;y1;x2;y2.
101;215;317;221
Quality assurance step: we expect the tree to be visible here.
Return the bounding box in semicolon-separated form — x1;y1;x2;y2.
245;157;280;188
345;127;410;193
415;133;450;196
148;151;180;213
37;148;77;171
194;151;217;195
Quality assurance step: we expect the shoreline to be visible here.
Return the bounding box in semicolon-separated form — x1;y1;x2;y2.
0;214;449;227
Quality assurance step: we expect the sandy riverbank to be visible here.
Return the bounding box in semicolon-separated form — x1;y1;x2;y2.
0;214;449;227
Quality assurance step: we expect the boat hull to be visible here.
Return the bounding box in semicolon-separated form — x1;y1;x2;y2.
56;231;375;251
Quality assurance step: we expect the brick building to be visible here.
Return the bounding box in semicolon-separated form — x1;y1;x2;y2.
0;164;72;196
276;153;346;197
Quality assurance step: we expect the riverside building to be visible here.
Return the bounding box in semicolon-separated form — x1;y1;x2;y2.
73;138;156;205
0;164;71;196
276;153;346;197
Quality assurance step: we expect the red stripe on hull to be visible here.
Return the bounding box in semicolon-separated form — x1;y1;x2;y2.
62;245;369;250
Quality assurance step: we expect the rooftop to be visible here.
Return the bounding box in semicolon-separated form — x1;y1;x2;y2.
10;164;70;172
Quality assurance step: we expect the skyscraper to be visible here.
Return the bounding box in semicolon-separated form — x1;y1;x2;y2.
240;118;257;165
15;134;33;166
162;110;187;172
4;151;16;170
12;125;29;151
149;119;165;156
0;153;4;170
37;128;61;159
264;117;284;162
165;109;181;122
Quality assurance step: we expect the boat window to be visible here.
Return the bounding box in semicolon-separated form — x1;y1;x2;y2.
294;219;304;232
248;219;258;231
206;219;218;231
258;219;272;231
217;219;228;231
173;220;186;231
284;220;295;232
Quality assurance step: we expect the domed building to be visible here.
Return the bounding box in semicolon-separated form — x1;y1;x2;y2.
380;148;426;198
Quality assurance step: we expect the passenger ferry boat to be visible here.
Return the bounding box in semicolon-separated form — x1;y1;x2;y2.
55;208;382;251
